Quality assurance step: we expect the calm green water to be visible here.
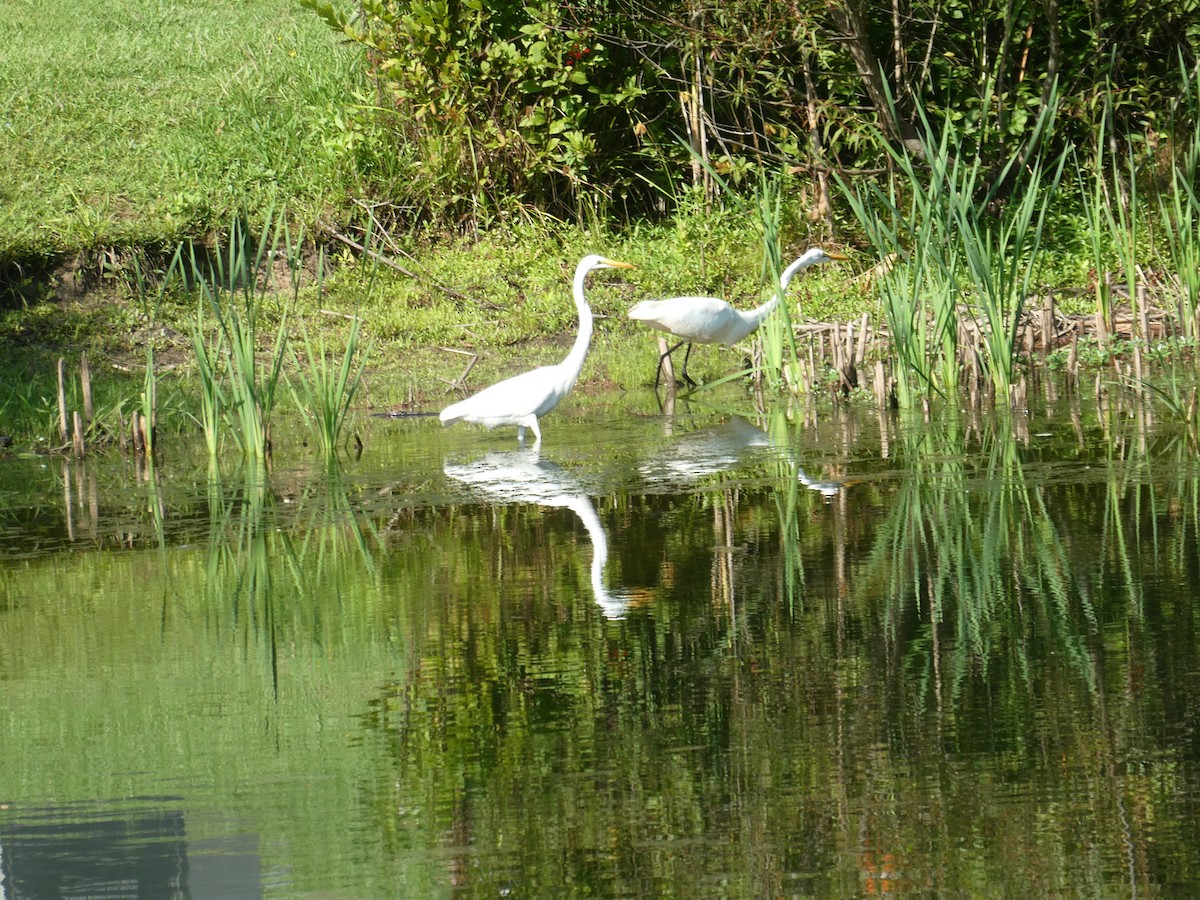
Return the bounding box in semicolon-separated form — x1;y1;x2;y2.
2;384;1200;897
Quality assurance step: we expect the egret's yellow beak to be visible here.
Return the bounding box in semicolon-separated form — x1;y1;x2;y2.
604;258;637;269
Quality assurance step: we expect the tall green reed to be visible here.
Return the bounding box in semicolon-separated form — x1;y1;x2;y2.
1098;105;1144;342
189;212;295;460
1076;134;1113;347
837;82;1064;407
955;142;1066;401
1159;61;1200;341
753;177;797;390
130;250;183;457
190;291;226;458
841;161;961;408
287;248;374;461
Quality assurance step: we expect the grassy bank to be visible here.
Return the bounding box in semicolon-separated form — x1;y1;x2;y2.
3;0;1198;455
0;0;355;260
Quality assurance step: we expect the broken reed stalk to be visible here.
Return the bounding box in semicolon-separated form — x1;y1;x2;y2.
57;358;68;445
131;412;144;455
80;352;93;423
1041;296;1055;354
72;411;85;459
1137;285;1150;343
1067;333;1079;390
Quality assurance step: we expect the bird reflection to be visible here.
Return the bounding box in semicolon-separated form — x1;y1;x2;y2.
443;449;630;619
797;468;846;499
640;414;848;499
638;416;772;485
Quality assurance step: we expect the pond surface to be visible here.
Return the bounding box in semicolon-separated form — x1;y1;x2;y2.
2;382;1200;897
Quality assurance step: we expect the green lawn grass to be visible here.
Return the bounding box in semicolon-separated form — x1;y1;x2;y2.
0;0;356;260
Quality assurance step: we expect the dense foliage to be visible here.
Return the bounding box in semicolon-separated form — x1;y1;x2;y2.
302;0;1199;225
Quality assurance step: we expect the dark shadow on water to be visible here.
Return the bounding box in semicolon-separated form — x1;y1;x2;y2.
0;799;263;899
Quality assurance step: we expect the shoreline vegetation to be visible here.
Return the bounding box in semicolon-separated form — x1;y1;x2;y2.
2;0;1199;457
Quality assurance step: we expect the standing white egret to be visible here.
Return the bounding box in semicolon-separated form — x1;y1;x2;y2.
627;247;847;387
439;254;635;445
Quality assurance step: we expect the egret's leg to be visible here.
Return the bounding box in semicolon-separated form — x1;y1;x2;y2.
517;415;541;447
679;343;697;387
655;341;685;389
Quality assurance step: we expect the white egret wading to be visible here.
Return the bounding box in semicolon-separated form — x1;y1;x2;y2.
439;254;635;446
627;247;847;387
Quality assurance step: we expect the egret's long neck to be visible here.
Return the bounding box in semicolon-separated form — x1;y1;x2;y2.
560;265;595;381
779;256;815;293
743;294;781;332
765;256;817;326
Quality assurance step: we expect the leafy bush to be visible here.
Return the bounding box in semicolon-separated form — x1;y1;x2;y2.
301;0;649;225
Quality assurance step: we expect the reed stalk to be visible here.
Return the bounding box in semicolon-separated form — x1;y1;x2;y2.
1076;140;1113;347
190;293;226;458
189;211;294;460
1159;61;1200;341
288;254;371;460
1101;121;1144;342
754;176;794;391
130;251;182;458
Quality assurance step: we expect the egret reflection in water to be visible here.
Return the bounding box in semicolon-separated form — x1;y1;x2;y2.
798;468;845;499
638;416;773;486
443;449;631;619
639;415;847;498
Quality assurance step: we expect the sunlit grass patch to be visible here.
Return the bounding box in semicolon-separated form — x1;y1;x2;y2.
0;0;356;260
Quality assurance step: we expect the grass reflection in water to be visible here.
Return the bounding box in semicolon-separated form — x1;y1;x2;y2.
2;390;1200;895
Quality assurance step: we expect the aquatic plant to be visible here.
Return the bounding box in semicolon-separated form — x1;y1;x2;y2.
1159;59;1200;342
1076;138;1114;347
188;212;294;460
837;84;1065;407
288;252;371;461
189;289;226;458
130;251;184;458
1097;92;1146;344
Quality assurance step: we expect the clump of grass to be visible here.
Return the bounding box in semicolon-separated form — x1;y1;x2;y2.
189;213;294;460
288;251;373;459
837;81;1065;408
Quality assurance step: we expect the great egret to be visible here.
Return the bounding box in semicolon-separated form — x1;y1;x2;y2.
440;254;635;445
627;247;847;387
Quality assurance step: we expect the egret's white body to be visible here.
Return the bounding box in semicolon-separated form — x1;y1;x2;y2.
628;247;846;386
440;254;634;445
